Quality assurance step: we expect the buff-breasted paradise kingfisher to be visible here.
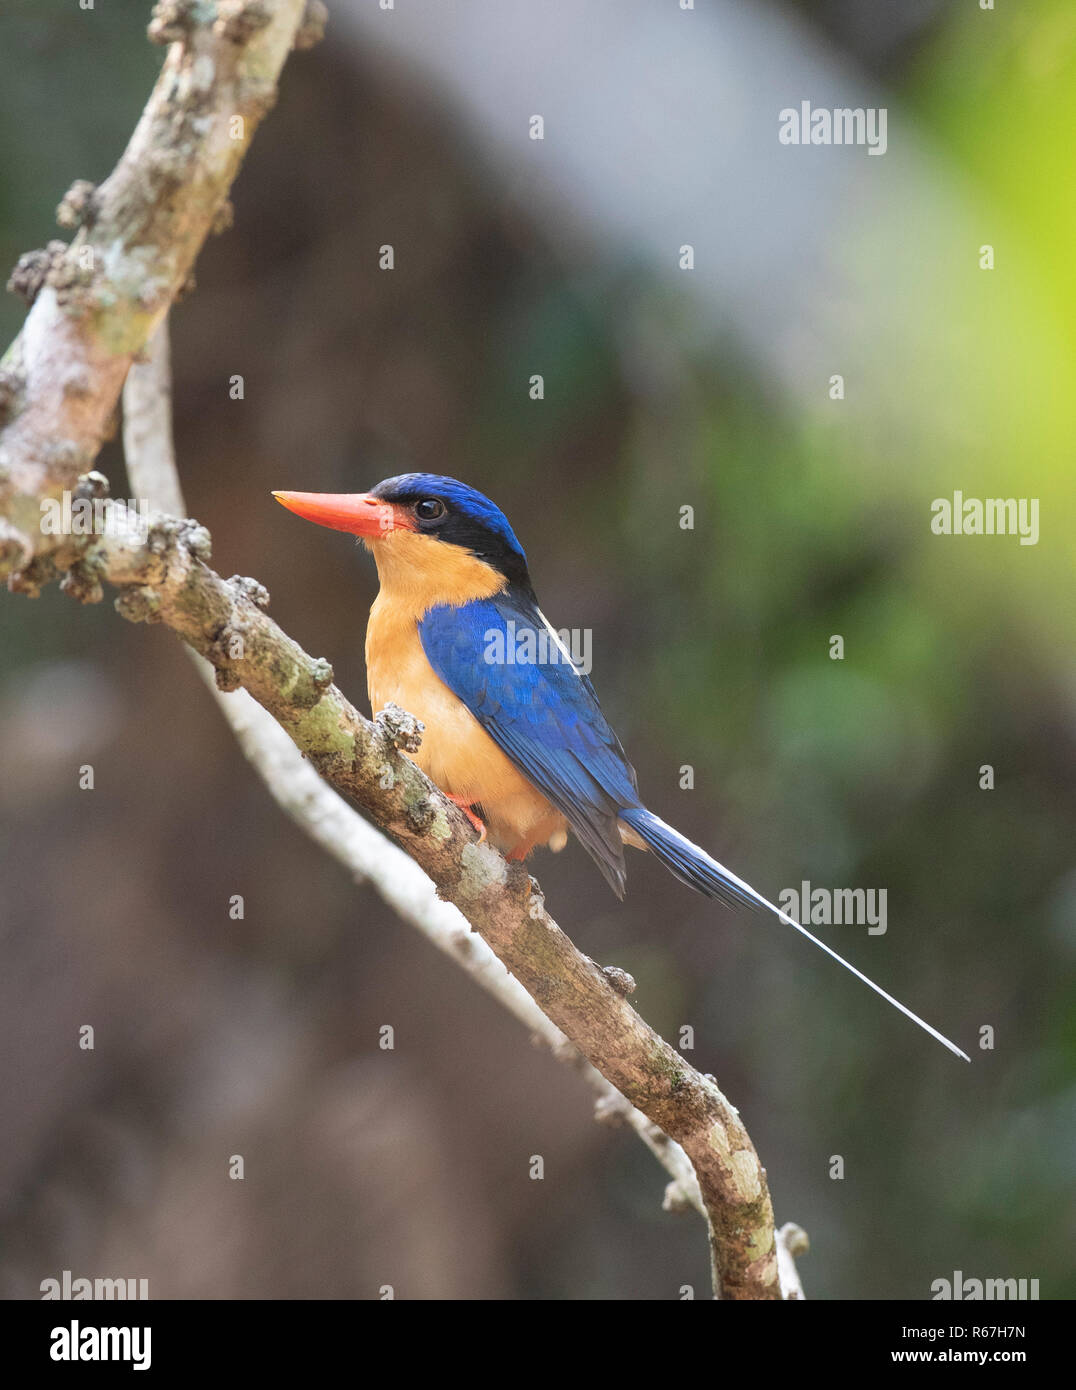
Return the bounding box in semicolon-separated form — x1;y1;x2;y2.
273;474;968;1061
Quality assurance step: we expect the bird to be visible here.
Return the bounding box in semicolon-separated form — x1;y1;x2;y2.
273;473;968;1062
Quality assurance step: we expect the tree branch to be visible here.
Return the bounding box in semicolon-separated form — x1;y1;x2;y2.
123;320;718;1259
0;0;307;574
10;487;787;1297
776;1224;809;1301
1;4;805;1300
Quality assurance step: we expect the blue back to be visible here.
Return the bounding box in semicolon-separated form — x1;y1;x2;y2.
418;588;641;896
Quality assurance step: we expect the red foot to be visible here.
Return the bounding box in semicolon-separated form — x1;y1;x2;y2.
446;794;487;843
506;844;530;861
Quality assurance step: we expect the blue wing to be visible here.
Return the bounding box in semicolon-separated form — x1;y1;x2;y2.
420;592;972;1060
418;591;641;895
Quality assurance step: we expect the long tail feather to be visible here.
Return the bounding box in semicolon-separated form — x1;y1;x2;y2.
619;806;969;1062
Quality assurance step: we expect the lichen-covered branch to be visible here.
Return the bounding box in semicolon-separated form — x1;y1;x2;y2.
0;0;308;573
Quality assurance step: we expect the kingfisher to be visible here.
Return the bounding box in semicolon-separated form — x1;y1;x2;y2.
273;474;968;1061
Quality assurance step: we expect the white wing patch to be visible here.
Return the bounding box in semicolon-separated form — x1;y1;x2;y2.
536;607;584;679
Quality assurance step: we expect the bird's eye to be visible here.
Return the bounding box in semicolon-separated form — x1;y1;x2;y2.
414;498;446;522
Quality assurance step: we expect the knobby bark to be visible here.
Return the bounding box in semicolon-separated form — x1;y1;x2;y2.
0;1;804;1299
0;0;308;571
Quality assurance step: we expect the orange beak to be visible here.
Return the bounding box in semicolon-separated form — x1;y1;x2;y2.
271;491;413;539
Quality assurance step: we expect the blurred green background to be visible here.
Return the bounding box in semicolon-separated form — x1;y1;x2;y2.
0;0;1073;1298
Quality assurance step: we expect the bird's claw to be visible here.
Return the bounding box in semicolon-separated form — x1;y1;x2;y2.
447;794;487;842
